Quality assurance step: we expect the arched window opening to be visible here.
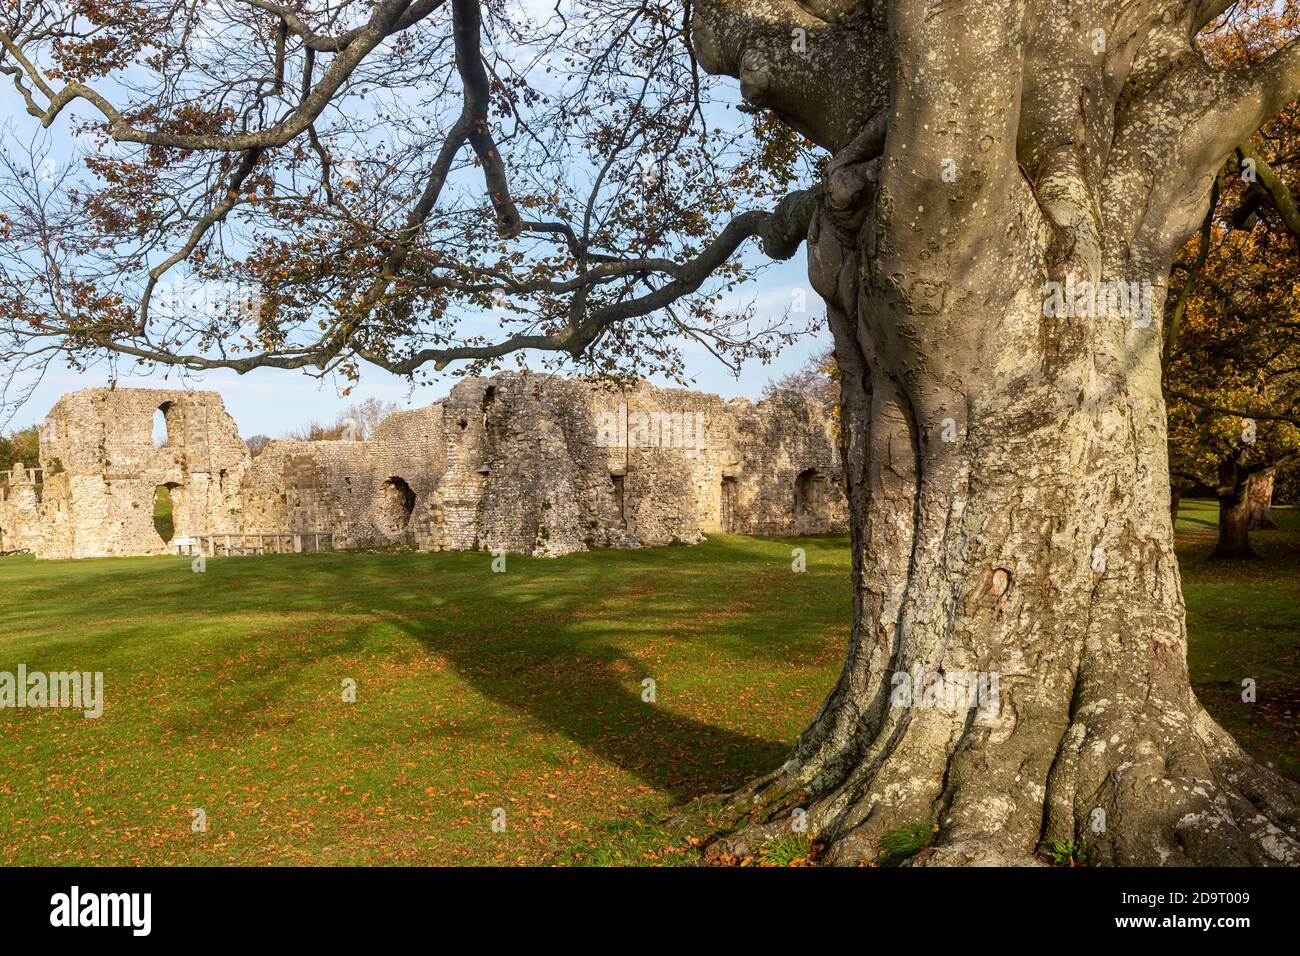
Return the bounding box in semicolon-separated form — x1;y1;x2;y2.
152;402;173;448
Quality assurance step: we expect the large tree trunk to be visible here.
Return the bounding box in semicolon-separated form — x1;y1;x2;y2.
706;220;1299;863
692;0;1300;867
1247;468;1277;531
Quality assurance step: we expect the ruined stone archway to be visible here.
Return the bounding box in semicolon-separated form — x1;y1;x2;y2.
374;476;417;541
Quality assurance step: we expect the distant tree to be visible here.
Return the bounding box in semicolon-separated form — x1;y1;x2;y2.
245;434;272;458
3;0;1299;865
283;398;398;442
763;347;838;408
286;421;350;442
336;398;400;439
0;425;38;470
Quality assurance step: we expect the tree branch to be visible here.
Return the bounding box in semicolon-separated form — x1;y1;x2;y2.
1170;468;1216;497
1236;142;1300;240
238;0;448;53
72;188;822;377
1199;37;1300;168
0;0;417;150
1165;386;1300;426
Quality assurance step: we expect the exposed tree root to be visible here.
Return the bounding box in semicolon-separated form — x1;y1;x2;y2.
687;703;1300;867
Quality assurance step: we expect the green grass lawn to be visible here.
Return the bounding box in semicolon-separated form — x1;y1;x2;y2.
0;511;1294;866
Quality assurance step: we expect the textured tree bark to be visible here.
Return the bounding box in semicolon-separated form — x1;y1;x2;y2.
692;0;1300;866
1247;468;1277;531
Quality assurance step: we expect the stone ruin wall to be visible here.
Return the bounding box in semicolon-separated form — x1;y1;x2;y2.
237;405;447;547
1;388;248;558
0;464;44;553
0;373;847;559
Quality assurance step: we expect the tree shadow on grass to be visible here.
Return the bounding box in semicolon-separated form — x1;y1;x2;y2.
332;538;849;800
368;606;798;802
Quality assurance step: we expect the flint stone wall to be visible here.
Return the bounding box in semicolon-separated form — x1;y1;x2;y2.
0;373;846;559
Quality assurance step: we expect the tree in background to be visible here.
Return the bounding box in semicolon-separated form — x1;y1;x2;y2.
285;420;350;441
285;398;401;442
764;346;840;446
244;434;272;458
1169;408;1298;558
337;397;401;439
2;0;1299;864
1164;0;1300;559
1274;462;1300;516
762;346;837;407
0;425;38;470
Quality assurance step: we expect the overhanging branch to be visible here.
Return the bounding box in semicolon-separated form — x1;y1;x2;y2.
72;188;823;377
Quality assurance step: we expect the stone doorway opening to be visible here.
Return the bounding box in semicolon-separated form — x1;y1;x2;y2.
794;468;826;527
153;483;179;543
610;473;626;526
375;476;417;540
720;476;738;532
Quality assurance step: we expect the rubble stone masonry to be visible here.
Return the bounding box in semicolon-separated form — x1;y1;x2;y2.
0;373;846;559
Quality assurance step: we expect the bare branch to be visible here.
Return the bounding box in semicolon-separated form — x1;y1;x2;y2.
56;187;822;377
238;0;449;53
0;0;418;150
